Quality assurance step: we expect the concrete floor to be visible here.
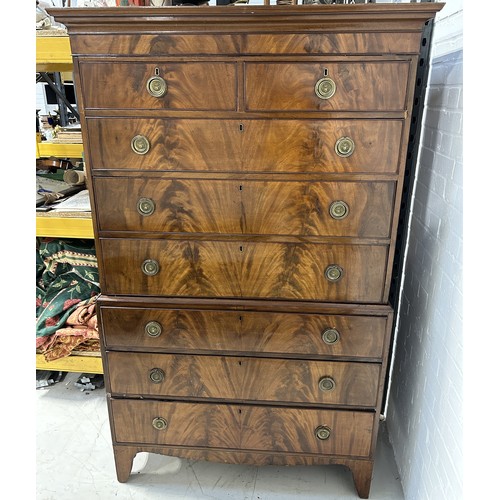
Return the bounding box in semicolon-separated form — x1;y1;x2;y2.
36;372;404;500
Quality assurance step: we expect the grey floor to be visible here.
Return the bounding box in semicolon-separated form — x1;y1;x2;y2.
36;372;404;500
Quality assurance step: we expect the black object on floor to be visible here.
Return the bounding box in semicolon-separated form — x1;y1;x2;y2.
74;373;105;391
36;370;67;389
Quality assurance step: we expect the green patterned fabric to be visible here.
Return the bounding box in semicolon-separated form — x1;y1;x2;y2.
36;238;100;342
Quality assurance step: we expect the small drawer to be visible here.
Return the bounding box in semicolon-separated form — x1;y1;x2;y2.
107;352;380;407
100;305;389;360
242;33;422;56
79;61;237;111
71;34;241;56
99;238;389;303
86;118;403;174
111;399;375;457
94;177;395;238
245;61;410;112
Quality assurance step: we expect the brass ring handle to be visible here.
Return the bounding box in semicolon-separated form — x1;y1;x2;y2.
314;77;336;100
145;321;162;338
324;264;343;282
329;201;349;220
322;328;340;345
152;417;168;430
318;376;336;392
335;137;355;158
146;76;167;98
142;259;159;276
315;425;331;440
137;197;155;216
149;367;165;384
131;135;150;155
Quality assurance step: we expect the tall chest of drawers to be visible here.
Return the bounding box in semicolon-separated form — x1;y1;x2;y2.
53;4;443;498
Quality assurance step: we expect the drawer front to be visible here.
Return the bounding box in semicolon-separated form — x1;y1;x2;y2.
100;305;388;359
241;33;421;56
107;352;380;407
86;118;402;174
100;239;389;303
111;399;375;457
94;177;395;238
79;62;236;110
71;32;421;56
245;61;410;112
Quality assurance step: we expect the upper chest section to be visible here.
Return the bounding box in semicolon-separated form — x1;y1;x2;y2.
53;5;440;115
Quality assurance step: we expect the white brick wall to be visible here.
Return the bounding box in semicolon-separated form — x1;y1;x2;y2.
460;5;500;499
386;2;463;499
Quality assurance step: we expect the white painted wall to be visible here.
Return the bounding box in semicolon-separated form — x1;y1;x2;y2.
386;1;464;499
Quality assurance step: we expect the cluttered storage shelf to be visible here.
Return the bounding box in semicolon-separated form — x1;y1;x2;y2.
36;33;94;240
36;31;102;376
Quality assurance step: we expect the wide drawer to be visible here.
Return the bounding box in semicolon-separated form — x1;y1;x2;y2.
70;32;422;56
107;352;380;407
99;238;389;303
100;305;389;360
94;177;395;238
79;61;236;110
244;61;410;112
86;118;403;174
110;399;375;457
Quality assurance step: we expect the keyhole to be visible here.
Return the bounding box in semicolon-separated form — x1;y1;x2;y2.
239;123;244;132
324;68;328;76
154;67;160;76
239;246;243;252
239;185;243;191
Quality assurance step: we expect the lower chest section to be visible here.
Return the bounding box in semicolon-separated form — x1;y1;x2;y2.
100;299;391;460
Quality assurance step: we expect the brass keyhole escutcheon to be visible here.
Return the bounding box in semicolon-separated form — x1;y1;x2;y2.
142;259;159;276
335;137;355;158
149;367;165;384
318;376;336;392
315;425;331;441
314;77;336;100
146;76;167;98
152;417;168;430
329;201;349;220
145;321;162;338
322;328;340;345
137;197;155;216
131;135;150;155
324;264;343;282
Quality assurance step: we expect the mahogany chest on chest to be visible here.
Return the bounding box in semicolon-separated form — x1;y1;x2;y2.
52;4;442;497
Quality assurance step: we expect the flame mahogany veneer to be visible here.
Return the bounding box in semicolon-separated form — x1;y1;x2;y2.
52;4;443;497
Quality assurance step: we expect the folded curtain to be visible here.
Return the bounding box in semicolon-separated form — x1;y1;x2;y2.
37;295;100;362
36;238;100;342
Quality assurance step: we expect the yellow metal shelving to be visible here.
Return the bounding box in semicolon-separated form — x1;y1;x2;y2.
36;213;94;239
36;34;102;375
36;34;73;72
36;353;103;375
36;141;84;159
